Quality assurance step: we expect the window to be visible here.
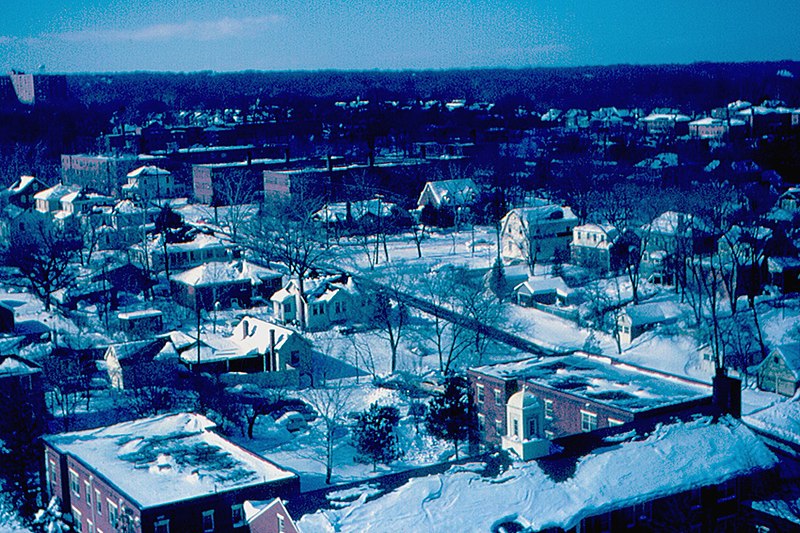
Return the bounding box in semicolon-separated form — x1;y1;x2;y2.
608;418;624;427
72;508;82;532
87;521;94;533
544;430;555;439
107;501;118;528
477;414;486;431
69;470;80;497
544;399;554;420
494;388;502;404
513;419;519;437
154;519;170;533
476;384;485;404
283;302;292;313
528;417;538;438
85;481;92;504
231;505;245;527
95;491;102;514
494;419;504;434
202;510;215;532
580;410;598;432
277;514;285;533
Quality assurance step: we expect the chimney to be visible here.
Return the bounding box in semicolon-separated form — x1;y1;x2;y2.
712;368;741;418
270;329;277;371
242;319;249;340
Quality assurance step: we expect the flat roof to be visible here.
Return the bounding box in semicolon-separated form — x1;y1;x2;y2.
45;413;296;509
472;352;711;413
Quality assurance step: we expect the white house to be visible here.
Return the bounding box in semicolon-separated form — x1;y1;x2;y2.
271;273;370;331
417;178;479;210
571;223;619;272
122;165;179;199
617;301;683;346
500;203;578;266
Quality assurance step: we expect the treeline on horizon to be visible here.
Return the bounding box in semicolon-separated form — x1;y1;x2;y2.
66;61;800;113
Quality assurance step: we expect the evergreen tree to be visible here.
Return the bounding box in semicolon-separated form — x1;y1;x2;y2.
486;258;510;302
352;402;402;470
425;375;474;460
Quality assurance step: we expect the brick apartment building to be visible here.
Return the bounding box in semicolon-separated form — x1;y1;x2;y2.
468;351;712;444
43;413;299;533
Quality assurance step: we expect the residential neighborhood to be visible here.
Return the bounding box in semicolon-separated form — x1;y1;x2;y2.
2;53;800;532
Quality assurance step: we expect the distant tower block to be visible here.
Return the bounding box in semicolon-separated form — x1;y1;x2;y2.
501;387;550;461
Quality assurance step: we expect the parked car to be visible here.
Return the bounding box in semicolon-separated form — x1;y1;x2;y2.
275;411;308;432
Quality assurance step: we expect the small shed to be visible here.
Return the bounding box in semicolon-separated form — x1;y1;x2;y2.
756;343;800;397
118;309;163;337
514;277;574;307
617;301;682;346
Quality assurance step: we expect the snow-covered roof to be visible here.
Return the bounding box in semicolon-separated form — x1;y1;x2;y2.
644;210;700;236
514;276;571;297
44;413;296;508
763;343;800;380
504;204;578;226
419;178;478;207
33;184;79;201
172;260;280;287
106;337;177;363
179;316;304;365
126;165;171;178
745;396;800;448
0;354;40;377
624;301;683;327
298;416;775;532
117;309;162;321
639;112;691;122
689;116;746;127
472;352;708;413
8;175;40;194
311;198;398;223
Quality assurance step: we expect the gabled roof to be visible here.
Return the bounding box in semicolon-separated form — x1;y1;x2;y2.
503;204;578;227
0;354;40;377
105;337;177;363
8;175;44;194
763;343;800;380
624;301;683;327
419;178;478;207
180;316;307;365
126;165;171;178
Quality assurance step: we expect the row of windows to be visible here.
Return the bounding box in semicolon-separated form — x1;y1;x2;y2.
474;384;505;405
152;505;246;533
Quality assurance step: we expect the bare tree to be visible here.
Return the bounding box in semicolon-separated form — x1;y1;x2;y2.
5;212;81;310
208;169;260;243
306;381;353;484
42;347;92;431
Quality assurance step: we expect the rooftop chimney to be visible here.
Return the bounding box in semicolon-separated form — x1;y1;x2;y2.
712;368;741;418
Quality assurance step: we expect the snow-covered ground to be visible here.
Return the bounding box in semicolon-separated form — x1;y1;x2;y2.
232;380;453;492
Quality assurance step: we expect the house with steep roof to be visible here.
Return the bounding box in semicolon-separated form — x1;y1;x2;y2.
271;273;371;331
756;343;800;397
180;316;310;381
43;413;299;533
245;498;300;533
5;175;47;210
417;178;479;210
500;203;579;266
104;337;180;390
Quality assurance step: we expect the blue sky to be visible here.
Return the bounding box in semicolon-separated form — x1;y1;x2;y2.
2;0;799;73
